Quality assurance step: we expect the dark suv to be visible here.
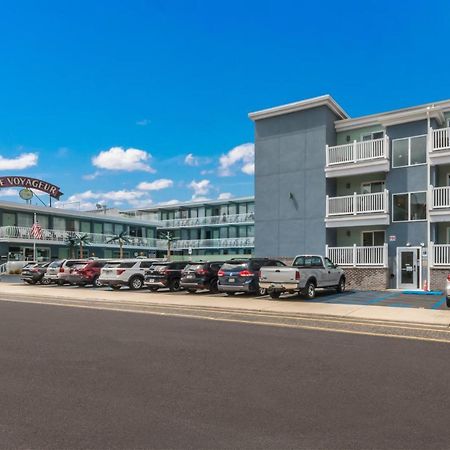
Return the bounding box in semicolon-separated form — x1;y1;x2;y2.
21;262;51;285
218;258;286;296
144;261;188;292
180;261;226;293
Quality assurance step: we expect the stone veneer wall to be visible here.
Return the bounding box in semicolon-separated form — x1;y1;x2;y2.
430;268;449;292
342;267;389;291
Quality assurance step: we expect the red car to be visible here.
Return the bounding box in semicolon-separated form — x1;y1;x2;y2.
64;259;108;287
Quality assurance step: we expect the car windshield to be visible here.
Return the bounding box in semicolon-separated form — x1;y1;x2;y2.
184;264;203;271
151;264;168;272
221;261;249;271
65;260;86;267
49;261;62;268
104;262;135;268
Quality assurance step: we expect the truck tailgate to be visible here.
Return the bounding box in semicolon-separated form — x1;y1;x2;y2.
260;267;298;284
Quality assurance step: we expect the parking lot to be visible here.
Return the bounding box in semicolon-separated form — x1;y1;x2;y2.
2;275;448;311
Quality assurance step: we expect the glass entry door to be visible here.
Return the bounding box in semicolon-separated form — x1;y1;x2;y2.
397;247;420;289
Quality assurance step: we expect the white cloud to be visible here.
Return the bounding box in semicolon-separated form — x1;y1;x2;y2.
200;169;214;175
82;171;101;180
218;192;233;200
61;189;151;210
218;143;254;177
157;199;180;206
0;153;38;170
92;147;156;173
188;179;211;199
184;153;212;167
0;188;20;197
136;119;151;126
137;178;173;191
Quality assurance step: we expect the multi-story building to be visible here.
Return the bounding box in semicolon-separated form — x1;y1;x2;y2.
126;197;255;259
0;200;160;262
250;95;450;290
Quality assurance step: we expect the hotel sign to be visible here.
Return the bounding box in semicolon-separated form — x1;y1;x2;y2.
0;176;63;200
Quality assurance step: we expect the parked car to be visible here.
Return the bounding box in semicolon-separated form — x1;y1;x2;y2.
42;259;64;284
217;258;286;296
64;259;109;287
99;259;157;290
180;261;226;293
259;255;345;299
21;262;51;285
56;259;89;285
144;261;188;292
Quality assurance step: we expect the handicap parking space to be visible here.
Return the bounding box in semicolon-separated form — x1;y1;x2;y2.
309;289;448;310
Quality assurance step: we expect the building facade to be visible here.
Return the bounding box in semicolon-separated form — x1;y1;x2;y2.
250;95;450;290
126;197;255;259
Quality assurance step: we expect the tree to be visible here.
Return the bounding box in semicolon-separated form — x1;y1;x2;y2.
159;231;176;261
107;230;131;259
73;233;92;258
64;235;77;259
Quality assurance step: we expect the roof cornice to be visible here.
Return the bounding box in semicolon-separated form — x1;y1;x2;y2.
248;95;349;121
335;99;450;131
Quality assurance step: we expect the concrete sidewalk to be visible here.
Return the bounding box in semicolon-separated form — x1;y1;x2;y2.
2;281;450;327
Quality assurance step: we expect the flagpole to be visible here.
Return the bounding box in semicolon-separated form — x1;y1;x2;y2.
33;212;37;262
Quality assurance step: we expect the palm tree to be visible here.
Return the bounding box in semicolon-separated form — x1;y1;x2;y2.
73;233;92;258
159;231;176;261
107;230;131;259
64;235;77;259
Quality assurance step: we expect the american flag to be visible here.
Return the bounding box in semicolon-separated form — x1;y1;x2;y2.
30;221;43;239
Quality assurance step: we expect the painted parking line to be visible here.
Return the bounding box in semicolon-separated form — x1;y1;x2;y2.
431;297;447;310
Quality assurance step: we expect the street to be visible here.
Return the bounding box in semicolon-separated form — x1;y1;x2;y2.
1;298;450;449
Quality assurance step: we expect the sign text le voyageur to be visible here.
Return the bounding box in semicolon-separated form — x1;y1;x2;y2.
0;176;63;200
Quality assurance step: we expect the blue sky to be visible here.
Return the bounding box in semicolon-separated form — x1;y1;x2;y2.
0;0;449;209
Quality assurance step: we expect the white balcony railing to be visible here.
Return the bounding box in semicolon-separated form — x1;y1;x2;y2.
170;237;254;250
431;186;450;209
326;190;389;217
0;226;160;249
326;136;389;166
160;212;255;229
326;244;388;267
432;244;450;266
431;127;450;152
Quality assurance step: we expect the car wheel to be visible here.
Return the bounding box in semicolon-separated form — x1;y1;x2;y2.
41;277;51;285
209;279;219;294
57;280;65;286
269;291;281;299
111;285;121;290
92;276;102;288
187;289;197;293
304;281;316;299
259;287;267;296
336;277;346;293
226;292;236;296
129;276;143;290
169;279;181;292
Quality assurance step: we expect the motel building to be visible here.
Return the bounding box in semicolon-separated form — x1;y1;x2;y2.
250;95;450;291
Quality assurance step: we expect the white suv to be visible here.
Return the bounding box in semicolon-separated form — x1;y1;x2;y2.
99;259;157;290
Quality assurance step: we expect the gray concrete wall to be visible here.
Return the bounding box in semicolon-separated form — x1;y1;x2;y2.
254;105;338;258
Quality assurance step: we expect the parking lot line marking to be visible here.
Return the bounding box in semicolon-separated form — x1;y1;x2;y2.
431;297;447;310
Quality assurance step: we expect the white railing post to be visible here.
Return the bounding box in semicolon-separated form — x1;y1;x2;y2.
325;244;329;259
325;195;329;218
430;241;434;268
428;185;433;210
383;243;388;268
325;144;329;167
353;140;357;163
384;135;389;158
353;244;357;267
353;192;357;215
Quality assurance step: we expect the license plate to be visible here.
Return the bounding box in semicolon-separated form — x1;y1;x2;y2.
148;278;155;283
187;274;195;279
228;277;235;283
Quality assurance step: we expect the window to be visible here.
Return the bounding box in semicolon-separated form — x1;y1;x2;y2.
392;192;427;222
362;231;385;246
324;258;335;268
293;256;323;267
362;131;384;141
392;135;427;168
17;213;33;227
361;181;385;194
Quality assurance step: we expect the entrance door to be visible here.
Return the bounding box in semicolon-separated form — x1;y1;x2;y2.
397;247;421;289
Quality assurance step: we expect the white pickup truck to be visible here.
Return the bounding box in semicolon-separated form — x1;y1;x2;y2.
259;255;345;299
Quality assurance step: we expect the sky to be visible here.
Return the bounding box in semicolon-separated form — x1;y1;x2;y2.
0;0;449;210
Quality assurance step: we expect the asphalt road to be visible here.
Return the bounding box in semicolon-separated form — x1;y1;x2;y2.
2;299;450;449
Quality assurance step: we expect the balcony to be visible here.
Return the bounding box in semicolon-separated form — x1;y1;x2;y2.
429;186;450;222
159;212;255;229
325;136;390;177
325;190;390;227
0;226;160;249
432;244;450;266
326;244;388;267
429;127;450;165
170;237;254;250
